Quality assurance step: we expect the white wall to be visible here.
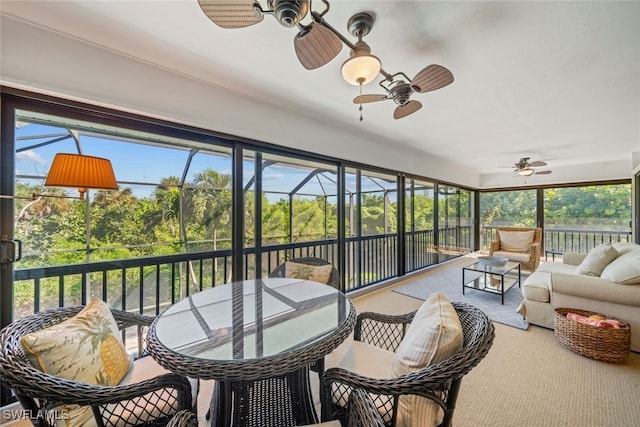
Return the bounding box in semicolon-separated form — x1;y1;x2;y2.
2;16;635;190
479;158;632;189
0;16;479;188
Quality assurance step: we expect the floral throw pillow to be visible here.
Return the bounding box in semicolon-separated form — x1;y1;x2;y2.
21;299;133;386
285;261;334;284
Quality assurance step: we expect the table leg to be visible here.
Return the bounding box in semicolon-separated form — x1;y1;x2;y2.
210;367;318;426
462;268;466;295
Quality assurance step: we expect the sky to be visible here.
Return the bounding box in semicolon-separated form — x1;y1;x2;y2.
13;118;399;201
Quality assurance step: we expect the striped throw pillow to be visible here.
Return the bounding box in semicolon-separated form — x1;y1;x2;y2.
391;292;463;427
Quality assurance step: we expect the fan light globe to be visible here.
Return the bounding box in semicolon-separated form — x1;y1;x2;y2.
518;168;535;176
341;41;380;85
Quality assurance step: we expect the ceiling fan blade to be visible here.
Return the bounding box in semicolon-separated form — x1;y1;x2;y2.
411;65;454;93
294;23;343;70
198;0;263;29
393;100;422;119
353;94;388;104
529;161;547;167
535;170;552;175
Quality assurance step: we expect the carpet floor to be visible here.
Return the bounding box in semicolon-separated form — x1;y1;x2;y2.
190;257;639;426
393;261;529;330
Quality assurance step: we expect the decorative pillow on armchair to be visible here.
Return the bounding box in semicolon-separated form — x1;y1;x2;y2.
391;292;463;427
498;230;535;252
285;261;333;284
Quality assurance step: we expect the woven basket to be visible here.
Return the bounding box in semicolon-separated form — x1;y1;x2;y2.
553;308;631;363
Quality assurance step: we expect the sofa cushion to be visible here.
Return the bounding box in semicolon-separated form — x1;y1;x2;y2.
551;272;640;306
536;262;577;274
391;293;463;427
285;261;333;284
612;242;640;255
522;272;551;302
562;252;588;266
498;230;534;252
600;250;640;285
575;244;618;277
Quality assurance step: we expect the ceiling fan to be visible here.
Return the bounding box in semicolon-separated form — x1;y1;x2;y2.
353;65;454;119
512;157;552;176
197;0;454;120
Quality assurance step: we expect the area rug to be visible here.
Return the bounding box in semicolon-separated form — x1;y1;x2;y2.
393;266;529;330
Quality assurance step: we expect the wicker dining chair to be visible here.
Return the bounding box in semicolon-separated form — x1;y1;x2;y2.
320;302;495;427
269;256;340;379
0;305;193;427
268;256;340;289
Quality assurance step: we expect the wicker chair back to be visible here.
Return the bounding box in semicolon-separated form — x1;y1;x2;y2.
268;257;340;290
0;305;193;427
490;226;542;271
321;302;495;427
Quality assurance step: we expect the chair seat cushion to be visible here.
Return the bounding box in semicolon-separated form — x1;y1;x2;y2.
332;341;395;423
52;356;183;427
391;293;463;427
493;250;530;263
338;341;395;380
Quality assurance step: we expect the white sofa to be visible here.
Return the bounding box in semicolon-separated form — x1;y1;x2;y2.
518;242;640;352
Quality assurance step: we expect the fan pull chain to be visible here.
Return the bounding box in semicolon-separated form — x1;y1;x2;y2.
358;80;364;121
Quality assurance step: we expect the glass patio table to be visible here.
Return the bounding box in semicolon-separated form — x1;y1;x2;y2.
462;261;521;304
146;278;355;427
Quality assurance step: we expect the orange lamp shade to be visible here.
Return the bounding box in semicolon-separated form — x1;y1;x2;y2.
45;153;118;198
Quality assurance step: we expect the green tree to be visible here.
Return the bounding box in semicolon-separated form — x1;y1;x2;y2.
90;188;152;252
187;169;232;250
144;176;182;243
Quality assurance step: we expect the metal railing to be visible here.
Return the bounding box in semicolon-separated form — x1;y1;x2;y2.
11;226;478;321
13;225;629;320
480;226;632;253
543;228;632;253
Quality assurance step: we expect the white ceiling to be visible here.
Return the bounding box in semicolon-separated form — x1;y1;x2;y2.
1;0;639;188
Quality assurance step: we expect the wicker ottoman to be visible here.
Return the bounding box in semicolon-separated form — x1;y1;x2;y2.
553;307;631;363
